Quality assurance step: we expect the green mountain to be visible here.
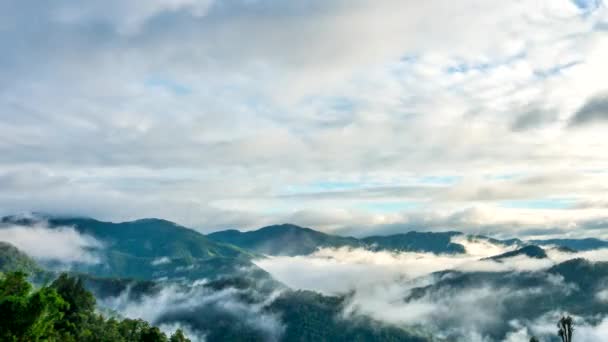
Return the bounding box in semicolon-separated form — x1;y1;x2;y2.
361;231;465;254
404;258;608;341
529;238;608;251
46;217;253;261
208;224;362;256
485;245;547;261
210;223;608;257
1;216;263;281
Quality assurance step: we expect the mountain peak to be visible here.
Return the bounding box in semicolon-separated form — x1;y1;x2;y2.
486;245;547;261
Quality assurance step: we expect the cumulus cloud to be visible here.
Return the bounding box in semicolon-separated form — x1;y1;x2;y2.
569;92;608;126
1;0;608;237
0;223;102;264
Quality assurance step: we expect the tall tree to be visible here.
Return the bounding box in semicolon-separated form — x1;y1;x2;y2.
558;316;574;342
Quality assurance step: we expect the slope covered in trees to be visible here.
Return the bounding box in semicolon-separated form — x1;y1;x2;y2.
0;271;190;342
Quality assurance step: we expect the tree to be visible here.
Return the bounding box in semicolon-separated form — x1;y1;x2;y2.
140;326;168;342
1;272;189;342
0;271;67;341
170;329;191;342
558;315;574;342
50;273;96;338
530;337;539;342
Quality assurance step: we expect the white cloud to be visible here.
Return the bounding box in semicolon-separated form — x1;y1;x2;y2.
1;0;608;237
0;223;102;264
151;256;171;266
254;241;544;295
255;243;608;340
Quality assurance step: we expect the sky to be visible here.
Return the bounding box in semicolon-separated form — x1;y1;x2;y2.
1;0;608;238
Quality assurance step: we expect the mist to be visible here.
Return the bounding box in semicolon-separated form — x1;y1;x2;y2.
0;223;102;264
96;281;285;342
254;238;608;341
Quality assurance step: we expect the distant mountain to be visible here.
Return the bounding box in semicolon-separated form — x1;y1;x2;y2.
405;258;608;341
468;234;524;247
529;238;608;251
362;231;465;254
485;245;547;261
209;224;471;256
213;224;600;256
46;217;253;260
208;224;362;256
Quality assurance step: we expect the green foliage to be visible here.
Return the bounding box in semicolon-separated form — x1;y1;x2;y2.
0;271;185;342
50;273;96;338
0;271;67;341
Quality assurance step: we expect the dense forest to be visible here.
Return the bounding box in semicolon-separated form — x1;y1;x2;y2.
0;271;189;342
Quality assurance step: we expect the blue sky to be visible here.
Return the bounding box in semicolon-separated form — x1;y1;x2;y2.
1;0;608;238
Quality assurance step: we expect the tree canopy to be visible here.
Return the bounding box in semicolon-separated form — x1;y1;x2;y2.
0;271;190;342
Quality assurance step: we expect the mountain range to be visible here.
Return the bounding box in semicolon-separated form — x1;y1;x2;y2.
3;214;608;341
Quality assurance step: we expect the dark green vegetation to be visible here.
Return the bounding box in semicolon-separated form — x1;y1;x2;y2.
0;271;190;342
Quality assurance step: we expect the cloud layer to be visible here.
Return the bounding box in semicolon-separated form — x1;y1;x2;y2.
255;242;608;341
1;0;608;237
